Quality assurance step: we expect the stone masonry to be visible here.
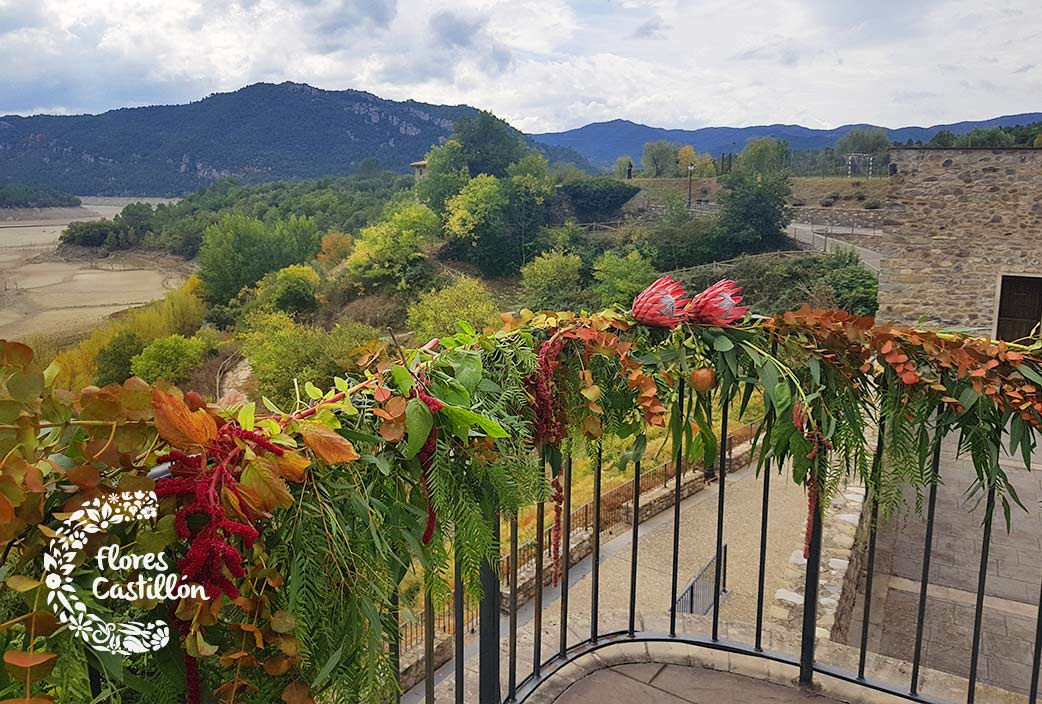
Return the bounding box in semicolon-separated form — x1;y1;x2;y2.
876;148;1042;332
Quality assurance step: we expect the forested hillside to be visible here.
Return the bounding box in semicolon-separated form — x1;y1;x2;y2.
0;83;591;195
0;179;80;207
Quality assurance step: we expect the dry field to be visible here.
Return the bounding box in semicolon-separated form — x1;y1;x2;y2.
0;198;188;345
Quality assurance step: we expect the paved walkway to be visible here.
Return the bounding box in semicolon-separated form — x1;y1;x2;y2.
786;223;883;273
555;663;831;703
405;463;809;701
845;440;1042;697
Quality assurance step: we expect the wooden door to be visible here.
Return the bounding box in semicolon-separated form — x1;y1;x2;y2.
996;275;1042;341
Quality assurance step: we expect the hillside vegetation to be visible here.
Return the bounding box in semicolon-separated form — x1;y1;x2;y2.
0;179;80;208
0;82;591;195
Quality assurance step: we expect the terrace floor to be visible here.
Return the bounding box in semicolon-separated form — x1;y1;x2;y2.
555;662;830;703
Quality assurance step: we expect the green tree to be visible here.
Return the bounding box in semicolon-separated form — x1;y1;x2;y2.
94;331;146;386
452;111;528;177
613;156;633;178
444;175;519;275
640;140;680;177
345;200;441;290
253;265;321;316
406;276;500;341
592;250;657;308
559;177;639;220
414;139;470;212
130;335;208;383
927;129;956;147
735;138;792;176
357;157;382;177
955;127;1015;147
504;153;554;266
643;196;717;270
521;250;587;311
714;172;792;258
836;128;890;157
196;213;321;304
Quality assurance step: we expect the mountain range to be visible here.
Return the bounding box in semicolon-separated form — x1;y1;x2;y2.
1;81;1039;195
0;82;588;195
532;114;1042;168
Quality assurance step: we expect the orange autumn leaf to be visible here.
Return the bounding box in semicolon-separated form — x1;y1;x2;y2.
275;451;311;483
300;424;360;464
3;650;58;685
151;389;217;451
281;680;316;704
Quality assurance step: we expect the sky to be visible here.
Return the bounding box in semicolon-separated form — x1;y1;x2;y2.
1;0;1041;133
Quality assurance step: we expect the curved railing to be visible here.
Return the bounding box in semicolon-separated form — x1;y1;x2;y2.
400;395;1041;704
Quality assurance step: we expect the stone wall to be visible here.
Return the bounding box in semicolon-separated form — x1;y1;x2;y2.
876;148;1042;331
768;482;867;641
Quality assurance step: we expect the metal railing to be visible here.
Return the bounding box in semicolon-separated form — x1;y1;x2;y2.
675;544;727;616
398;371;1035;704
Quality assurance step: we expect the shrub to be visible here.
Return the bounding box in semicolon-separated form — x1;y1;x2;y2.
826;264;879;316
52;281;207;389
592;250;657;308
407;276;500;341
130;335;208;383
863;199;882;210
521;250;587;311
819;197;835;207
94;332;146;386
346;200;440;291
238;311;379;405
253;265;321;316
558;177;639;220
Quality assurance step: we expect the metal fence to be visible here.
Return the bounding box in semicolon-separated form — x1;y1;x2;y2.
675;544;727;616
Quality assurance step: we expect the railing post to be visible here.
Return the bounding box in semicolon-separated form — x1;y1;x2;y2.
799;467;824;688
479;497;502;703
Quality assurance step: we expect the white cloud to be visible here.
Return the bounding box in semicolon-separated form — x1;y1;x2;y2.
0;0;1040;132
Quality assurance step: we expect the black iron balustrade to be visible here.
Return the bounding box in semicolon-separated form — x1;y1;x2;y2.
395;376;1042;704
675;544;728;616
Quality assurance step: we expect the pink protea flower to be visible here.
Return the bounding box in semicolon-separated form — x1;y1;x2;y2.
632;275;692;328
686;279;748;326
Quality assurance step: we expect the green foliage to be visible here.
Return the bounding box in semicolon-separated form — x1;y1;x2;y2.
452;110;528;177
836;128;890;157
443;174;517;275
927;129;957;147
252;264;322;316
414;139;470;212
592;250;656;308
558;177;639;220
238;311;379;404
94;331;146;386
345;199;440;291
735;137;792;176
196;213;321;304
826;263;879;316
61;175;410;256
642;197;719;271
0;179;80;207
640;140;680;177
130;334;208;383
680;250;876;315
955;127;1016;147
613;156;633;178
714;172;793;258
521;250;587;311
406;276;499;341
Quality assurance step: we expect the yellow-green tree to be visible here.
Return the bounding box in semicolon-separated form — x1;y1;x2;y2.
406;276;499;341
678;145;715;177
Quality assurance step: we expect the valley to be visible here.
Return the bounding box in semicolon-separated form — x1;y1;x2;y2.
0;197;189;344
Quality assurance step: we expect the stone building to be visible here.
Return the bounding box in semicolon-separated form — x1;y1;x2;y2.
877;148;1042;339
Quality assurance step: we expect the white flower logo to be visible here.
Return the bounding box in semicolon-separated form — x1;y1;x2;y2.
44;491;171;655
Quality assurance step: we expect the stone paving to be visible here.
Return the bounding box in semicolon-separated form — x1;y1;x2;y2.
844;440;1042;698
554;662;830;703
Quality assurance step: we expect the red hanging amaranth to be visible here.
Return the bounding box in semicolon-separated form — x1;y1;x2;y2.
416;387;444;545
529;337;567;447
154;423;274;600
803;472;817;560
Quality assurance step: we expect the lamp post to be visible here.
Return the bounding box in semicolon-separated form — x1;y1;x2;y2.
687;163;695;209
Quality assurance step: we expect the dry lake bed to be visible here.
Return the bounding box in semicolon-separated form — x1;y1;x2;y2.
0;198;189;345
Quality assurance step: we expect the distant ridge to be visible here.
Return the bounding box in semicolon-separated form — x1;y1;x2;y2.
0;82;590;196
531;113;1042;168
